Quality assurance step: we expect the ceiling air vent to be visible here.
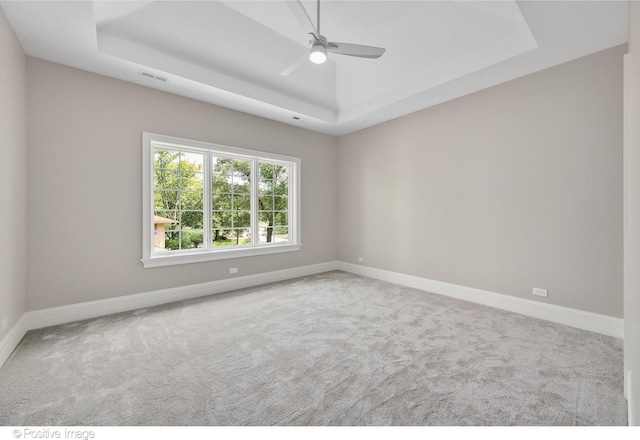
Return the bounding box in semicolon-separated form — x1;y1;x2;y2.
138;70;169;83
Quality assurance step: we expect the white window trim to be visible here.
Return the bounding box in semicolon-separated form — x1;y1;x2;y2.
141;132;301;268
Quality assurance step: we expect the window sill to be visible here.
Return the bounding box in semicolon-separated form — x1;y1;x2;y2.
141;243;302;268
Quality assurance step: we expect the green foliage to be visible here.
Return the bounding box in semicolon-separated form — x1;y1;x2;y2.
212;158;252;235
187;232;203;248
155;151;291;248
258;163;288;243
155;149;204;250
164;238;179;251
163;231;203;251
212;230;250;246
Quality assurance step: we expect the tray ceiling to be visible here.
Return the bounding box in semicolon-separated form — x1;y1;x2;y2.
0;1;629;135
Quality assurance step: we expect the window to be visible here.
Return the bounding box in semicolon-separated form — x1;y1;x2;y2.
142;133;300;268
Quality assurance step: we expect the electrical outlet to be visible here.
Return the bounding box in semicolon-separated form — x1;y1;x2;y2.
1;318;7;331
229;267;238;274
358;257;364;263
532;288;548;297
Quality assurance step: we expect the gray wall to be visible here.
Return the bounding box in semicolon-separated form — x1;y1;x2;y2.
17;26;628;321
338;45;625;318
625;1;640;425
0;7;27;338
26;58;339;310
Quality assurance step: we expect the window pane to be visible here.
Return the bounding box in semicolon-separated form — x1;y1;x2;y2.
259;163;274;195
180;211;203;229
180;172;204;190
259;195;274;211
154;190;178;210
164;230;181;250
154;212;179;238
259;227;276;244
233;175;251;194
231;160;251;178
274;211;288;226
212;229;231;245
233;211;251;228
154;169;179;191
259;163;289;193
213;156;250;196
274;196;288;211
212;174;233;193
212;228;250;246
274;227;288;242
180;152;204;173
212;156;233;174
181;230;204;249
212;211;232;229
179;191;203;210
232;228;251;245
258;161;290;246
155;150;179;169
274;165;288;186
213;193;232;211
177;153;204;193
259;211;273;225
233;194;250;210
162;229;204;251
213;231;234;246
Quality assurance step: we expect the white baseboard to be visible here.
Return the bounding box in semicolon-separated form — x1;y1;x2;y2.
23;261;338;332
0;259;624;370
629;371;635;426
0;315;28;370
0;261;338;369
337;261;624;339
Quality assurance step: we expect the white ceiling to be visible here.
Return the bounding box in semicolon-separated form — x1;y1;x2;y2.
0;0;629;136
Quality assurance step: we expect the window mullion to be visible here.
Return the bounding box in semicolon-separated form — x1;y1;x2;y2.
251;159;258;247
146;143;155;257
203;151;212;251
288;163;293;244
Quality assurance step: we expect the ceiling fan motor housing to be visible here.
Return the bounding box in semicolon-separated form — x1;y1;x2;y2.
310;34;328;48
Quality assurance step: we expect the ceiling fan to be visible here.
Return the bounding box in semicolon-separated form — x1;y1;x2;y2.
281;0;386;76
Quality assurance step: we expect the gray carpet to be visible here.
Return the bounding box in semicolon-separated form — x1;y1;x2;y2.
0;271;627;425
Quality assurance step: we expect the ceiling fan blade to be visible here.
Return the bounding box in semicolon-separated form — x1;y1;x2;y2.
280;49;310;76
287;0;319;40
327;42;386;59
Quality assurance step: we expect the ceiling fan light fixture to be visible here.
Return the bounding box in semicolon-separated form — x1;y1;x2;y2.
309;44;327;64
280;0;385;76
